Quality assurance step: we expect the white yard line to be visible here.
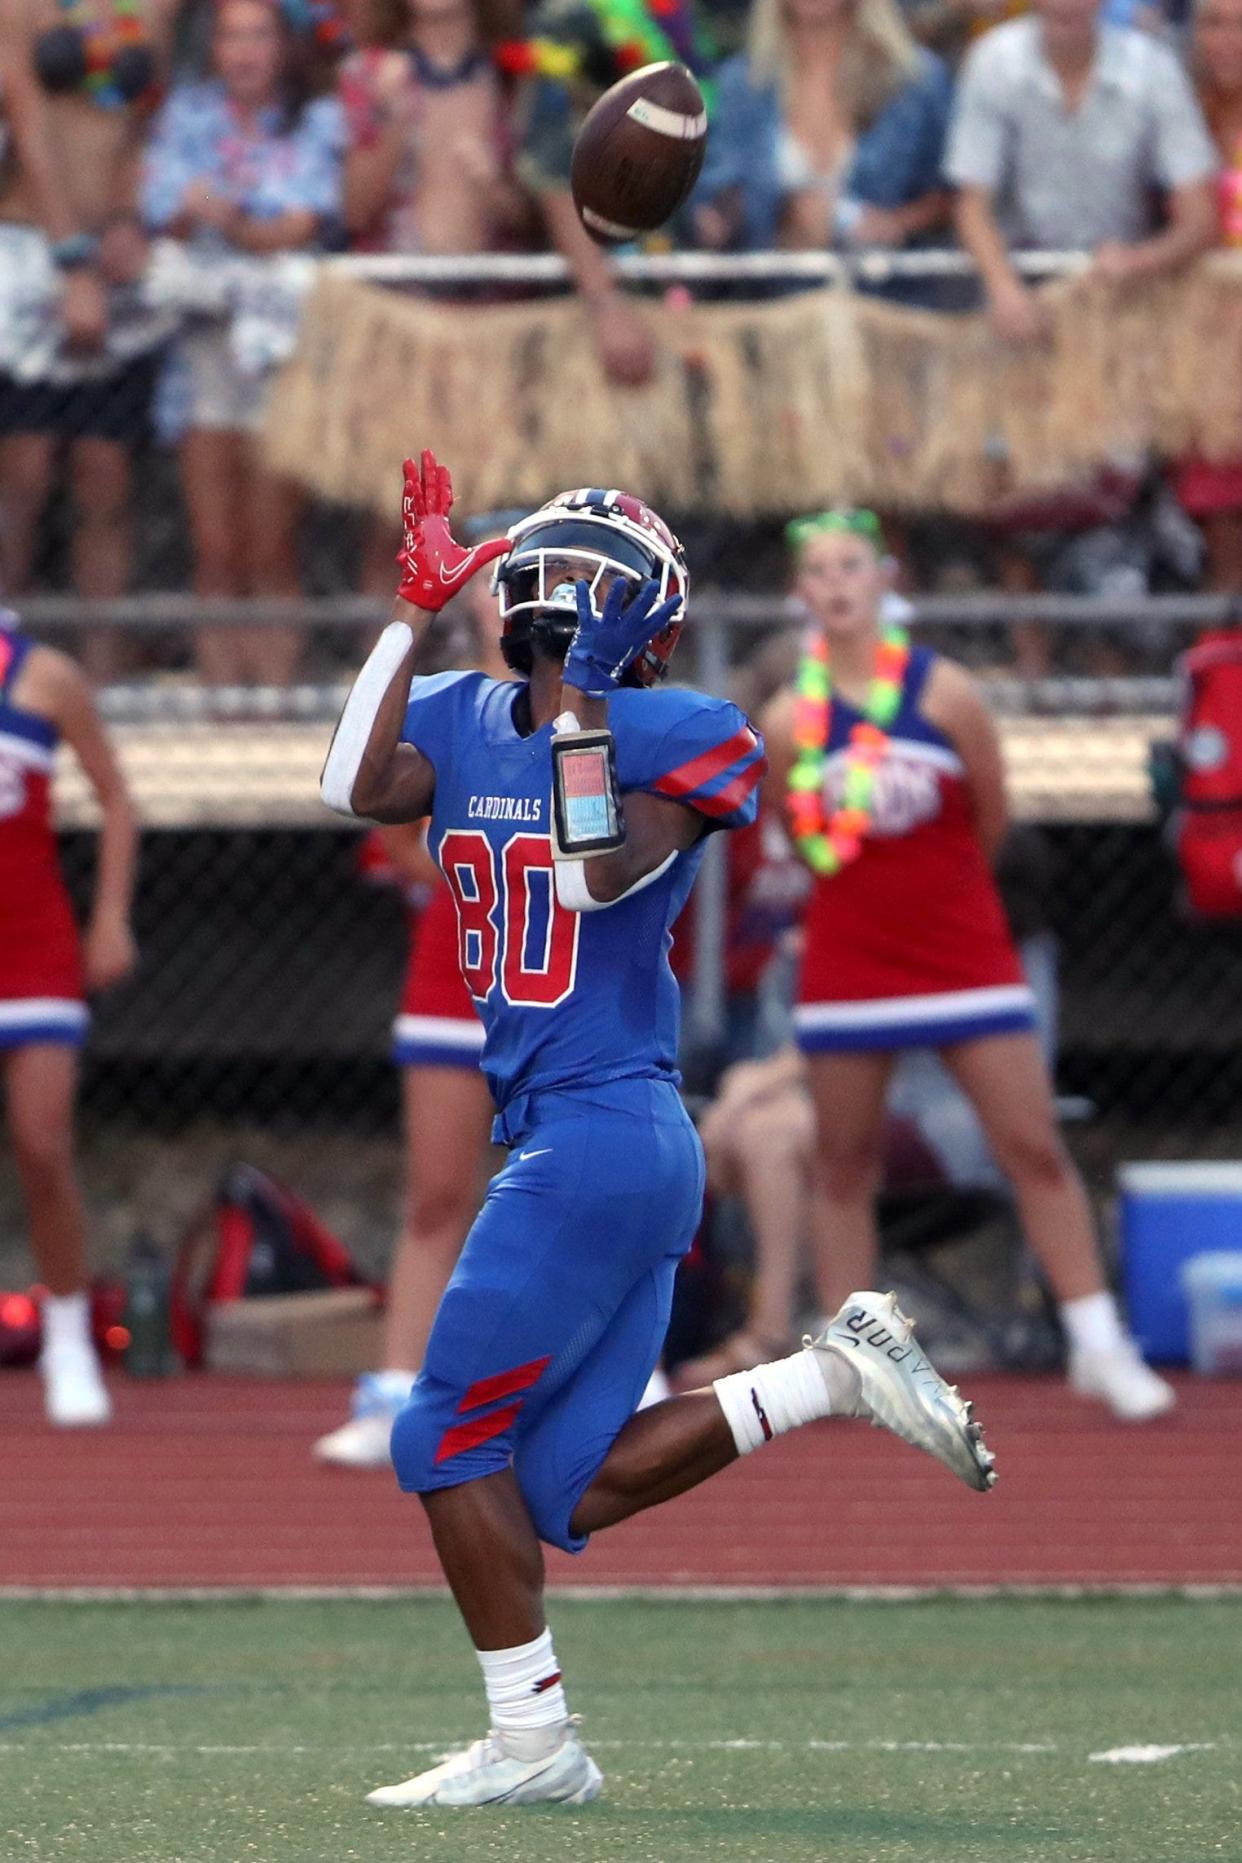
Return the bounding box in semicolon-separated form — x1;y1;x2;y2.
0;1738;1219;1760
1088;1744;1219;1764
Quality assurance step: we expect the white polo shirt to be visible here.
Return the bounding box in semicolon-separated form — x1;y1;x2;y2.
945;19;1216;249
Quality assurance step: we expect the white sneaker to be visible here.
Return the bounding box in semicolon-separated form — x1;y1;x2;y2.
41;1344;111;1427
366;1725;603;1809
1069;1340;1176;1421
313;1371;414;1469
810;1290;997;1493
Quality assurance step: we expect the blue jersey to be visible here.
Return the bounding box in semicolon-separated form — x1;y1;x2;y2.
401;673;764;1111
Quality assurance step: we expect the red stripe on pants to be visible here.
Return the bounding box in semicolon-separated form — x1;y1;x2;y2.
435;1401;523;1465
458;1354;551;1414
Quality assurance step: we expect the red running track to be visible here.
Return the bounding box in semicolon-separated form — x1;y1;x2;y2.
3;1371;1239;1590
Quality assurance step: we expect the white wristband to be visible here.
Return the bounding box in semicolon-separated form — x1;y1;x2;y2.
554;848;677;914
321;621;415;816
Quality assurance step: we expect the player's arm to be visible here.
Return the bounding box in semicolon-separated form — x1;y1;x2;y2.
922;657;1009;862
548;576;692;907
321;451;509;822
553;729;706;905
551;578;765;908
33;648;140;991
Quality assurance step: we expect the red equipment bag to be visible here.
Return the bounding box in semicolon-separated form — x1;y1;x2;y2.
1176;632;1242;919
170;1164;367;1368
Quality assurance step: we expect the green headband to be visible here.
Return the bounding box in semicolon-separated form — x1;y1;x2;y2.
785;509;884;556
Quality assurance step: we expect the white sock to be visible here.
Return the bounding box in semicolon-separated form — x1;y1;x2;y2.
477;1629;569;1760
714;1347;854;1457
41;1292;93;1358
1060;1291;1128;1358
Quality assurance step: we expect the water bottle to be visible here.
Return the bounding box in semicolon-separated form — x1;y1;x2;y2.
122;1232;177;1377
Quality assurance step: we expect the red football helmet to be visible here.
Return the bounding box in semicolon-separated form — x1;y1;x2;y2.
493;488;689;685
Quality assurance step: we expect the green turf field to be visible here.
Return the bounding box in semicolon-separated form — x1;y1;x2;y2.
1;1597;1238;1863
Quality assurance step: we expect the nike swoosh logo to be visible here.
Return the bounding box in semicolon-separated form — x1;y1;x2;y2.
518;1148;552;1161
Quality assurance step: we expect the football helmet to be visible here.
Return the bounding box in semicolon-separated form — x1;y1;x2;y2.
493;488;688;685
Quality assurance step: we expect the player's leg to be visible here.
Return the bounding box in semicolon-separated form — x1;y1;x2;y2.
804;1048;898;1312
371;1090;706;1807
520;1252;741;1545
370;1089;994;1810
3;1042;109;1425
315;1063;493;1467
940;1030;1173;1419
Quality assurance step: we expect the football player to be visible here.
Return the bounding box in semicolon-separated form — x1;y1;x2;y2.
321;452;996;1809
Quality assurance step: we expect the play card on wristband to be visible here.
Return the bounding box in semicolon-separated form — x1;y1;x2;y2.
551;729;625;856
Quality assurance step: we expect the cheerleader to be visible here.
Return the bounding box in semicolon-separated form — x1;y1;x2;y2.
313;824;494;1467
313;516;510;1468
0;611;137;1424
761;511;1173;1421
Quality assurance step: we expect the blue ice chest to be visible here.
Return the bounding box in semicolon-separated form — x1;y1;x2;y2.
1119;1163;1242;1362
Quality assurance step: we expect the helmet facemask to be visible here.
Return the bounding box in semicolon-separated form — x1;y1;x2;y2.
493;497;687;686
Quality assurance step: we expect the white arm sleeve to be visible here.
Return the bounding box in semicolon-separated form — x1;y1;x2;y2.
554;849;677;913
320;621;416;817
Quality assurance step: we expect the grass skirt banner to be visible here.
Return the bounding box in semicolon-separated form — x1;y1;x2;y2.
262;259;1242;520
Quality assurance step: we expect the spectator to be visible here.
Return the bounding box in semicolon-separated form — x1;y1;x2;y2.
508;0;715;387
1175;0;1242;590
945;0;1217;672
0;0;174;682
0;607;138;1425
948;0;1216;340
672;823;1062;1385
758;508;1176;1419
339;0;527;596
693;0;953;272
142;0;344;685
340;0;520;254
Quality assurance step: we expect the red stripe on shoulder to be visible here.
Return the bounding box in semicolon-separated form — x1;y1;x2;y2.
652;725;759;803
435;1401;522;1465
692;755;765;819
458;1353;551;1414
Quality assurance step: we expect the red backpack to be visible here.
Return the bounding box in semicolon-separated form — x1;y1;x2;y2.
170;1165;367;1368
1176;633;1242;919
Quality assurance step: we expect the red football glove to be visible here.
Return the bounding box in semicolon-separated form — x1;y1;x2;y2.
396;450;510;611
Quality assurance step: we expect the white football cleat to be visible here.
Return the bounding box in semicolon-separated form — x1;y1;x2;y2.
1069;1340;1176;1422
366;1725;603;1809
313;1371;414;1468
810;1290;997;1493
41;1344;111;1427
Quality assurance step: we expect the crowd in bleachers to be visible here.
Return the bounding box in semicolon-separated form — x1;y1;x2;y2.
1;0;1241;680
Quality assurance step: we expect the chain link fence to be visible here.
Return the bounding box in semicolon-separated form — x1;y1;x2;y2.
0;594;1231;1294
3;248;1241;1288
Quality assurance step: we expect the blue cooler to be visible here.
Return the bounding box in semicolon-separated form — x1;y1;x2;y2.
1119;1162;1242;1362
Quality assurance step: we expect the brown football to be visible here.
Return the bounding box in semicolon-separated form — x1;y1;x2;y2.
570;61;708;246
